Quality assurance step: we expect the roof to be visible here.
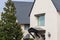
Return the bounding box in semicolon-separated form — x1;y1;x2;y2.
13;1;33;24
52;0;60;11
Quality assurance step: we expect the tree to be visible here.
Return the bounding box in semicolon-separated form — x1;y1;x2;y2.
0;0;23;40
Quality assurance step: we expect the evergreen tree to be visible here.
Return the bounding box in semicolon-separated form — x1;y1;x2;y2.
0;0;23;40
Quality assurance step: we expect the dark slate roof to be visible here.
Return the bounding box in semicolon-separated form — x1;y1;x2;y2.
52;0;60;11
13;1;33;24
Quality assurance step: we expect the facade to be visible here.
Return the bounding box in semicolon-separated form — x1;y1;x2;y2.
29;0;60;40
13;1;33;39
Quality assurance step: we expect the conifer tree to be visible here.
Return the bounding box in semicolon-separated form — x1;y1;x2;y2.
0;0;23;40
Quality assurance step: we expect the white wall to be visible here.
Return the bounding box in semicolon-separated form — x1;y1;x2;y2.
21;25;29;37
57;12;60;40
30;0;58;40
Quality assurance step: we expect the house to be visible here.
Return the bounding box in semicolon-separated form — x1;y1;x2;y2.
28;0;60;40
13;1;33;39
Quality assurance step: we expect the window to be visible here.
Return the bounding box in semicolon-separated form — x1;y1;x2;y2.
24;24;30;30
38;14;45;26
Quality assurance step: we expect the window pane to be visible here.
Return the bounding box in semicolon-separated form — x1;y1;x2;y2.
24;25;29;30
38;15;45;26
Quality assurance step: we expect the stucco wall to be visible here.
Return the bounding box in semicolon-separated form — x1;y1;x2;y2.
30;0;58;40
57;12;60;40
21;25;29;37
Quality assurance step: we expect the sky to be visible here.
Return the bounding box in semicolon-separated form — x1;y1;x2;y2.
0;0;34;13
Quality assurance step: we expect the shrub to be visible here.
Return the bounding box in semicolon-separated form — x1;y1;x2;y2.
29;38;34;40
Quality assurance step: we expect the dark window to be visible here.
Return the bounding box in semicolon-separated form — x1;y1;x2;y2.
24;24;30;30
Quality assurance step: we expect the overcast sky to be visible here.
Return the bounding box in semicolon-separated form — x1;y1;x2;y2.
0;0;34;12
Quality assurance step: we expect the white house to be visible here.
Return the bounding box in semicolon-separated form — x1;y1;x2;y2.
28;0;60;40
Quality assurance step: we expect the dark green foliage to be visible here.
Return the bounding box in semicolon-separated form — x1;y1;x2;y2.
29;38;34;40
23;38;34;40
0;0;23;40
